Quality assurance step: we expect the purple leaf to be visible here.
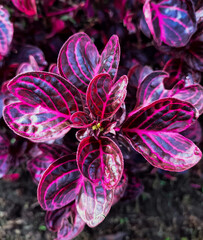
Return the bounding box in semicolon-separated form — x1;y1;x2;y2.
163;58;201;89
70;111;93;128
46;204;85;240
49;63;59;74
58;32;120;96
86;73;128;120
3;72;83;142
136;71;169;107
136;70;203;115
122;98;202;171
37;155;81;211
11;0;37;16
181;121;202;145
143;0;197;47
27;144;71;183
77;136;123;189
112;172;128;205
76;179;114;227
0;6;13;60
57;204;85;240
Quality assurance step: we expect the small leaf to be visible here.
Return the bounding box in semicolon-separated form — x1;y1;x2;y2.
122;98;201;171
76;179;114;227
70;111;93;128
37;155;81;211
143;0;197;47
0;6;13;60
86;73;128;120
77;136;123;189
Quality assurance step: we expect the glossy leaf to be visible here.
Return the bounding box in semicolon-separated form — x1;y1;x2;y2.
46;204;85;240
163;58;201;89
58;32;120;96
57;205;85;240
136;70;203;115
17;56;40;74
122;98;202;171
112;172;128;205
181;121;202;145
0;6;13;60
27;144;71;183
77;136;123;189
11;0;37;16
143;0;197;47
70;111;93;128
3;72;83;142
37;155;81;211
86;73;128;120
76;179;114;227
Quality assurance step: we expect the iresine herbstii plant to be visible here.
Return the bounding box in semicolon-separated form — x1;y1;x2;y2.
2;32;203;239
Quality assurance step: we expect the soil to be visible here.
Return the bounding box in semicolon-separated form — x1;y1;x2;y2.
1;160;203;240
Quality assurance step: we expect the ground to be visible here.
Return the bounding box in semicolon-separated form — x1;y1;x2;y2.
0;160;203;240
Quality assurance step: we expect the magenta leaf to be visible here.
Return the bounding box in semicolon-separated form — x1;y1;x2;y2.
181;121;202;145
11;0;37;16
136;71;203;115
46;204;85;240
77;136;123;189
27;144;71;183
143;0;197;47
3;72;83;142
70;111;93;128
76;179;114;227
86;73;128;120
112;172;128;205
122;98;202;171
37;155;81;211
49;63;59;74
136;71;169;107
57;204;85;240
163;58;201;89
0;6;13;60
58;32;120;96
17;56;40;74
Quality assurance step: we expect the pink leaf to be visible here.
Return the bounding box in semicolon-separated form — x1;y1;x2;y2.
122;98;202;171
58;32;120;96
11;0;37;16
86;73;128;120
0;6;13;60
143;0;197;47
76;179;114;227
3;72;83;142
77;136;123;189
70;111;93;128
46;204;85;239
37;155;81;211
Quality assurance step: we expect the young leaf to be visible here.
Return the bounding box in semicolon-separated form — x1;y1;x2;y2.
122;98;202;171
3;72;83;142
70;111;93;128
0;6;13;60
143;0;197;47
11;0;37;16
58;32;120;95
86;73;128;120
77;136;123;189
76;179;114;227
37;155;81;211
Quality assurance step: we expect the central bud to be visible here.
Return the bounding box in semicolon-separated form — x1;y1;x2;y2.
92;122;104;132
